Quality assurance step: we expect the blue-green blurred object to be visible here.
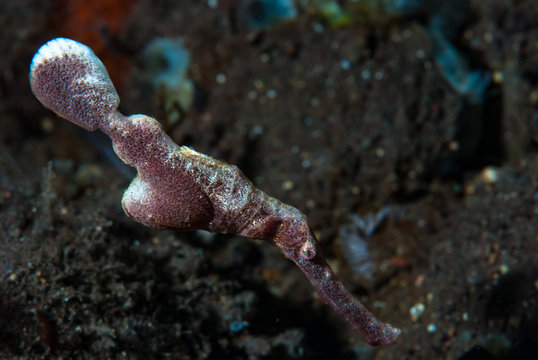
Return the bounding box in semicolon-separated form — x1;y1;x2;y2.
141;38;194;124
238;0;297;29
305;0;351;26
430;30;491;104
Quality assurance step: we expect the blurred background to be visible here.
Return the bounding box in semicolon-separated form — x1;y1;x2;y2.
0;1;537;359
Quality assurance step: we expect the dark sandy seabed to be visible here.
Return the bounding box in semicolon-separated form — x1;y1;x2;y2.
0;1;537;359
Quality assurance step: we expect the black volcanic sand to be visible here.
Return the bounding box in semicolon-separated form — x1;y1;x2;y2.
0;1;536;359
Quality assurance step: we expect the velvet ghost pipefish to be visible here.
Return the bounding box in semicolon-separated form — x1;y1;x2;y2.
29;38;400;346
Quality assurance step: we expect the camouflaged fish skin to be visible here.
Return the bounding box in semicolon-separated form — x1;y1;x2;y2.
30;38;400;346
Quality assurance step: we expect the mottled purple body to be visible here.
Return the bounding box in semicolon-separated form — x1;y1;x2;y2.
29;38;118;131
29;38;400;346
